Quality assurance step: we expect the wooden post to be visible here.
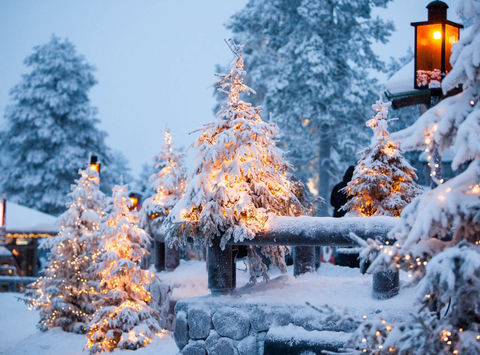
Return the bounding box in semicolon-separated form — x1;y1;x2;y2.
208;242;235;295
314;246;321;270
165;245;180;271
154;240;166;272
32;239;38;276
372;270;399;299
294;246;315;276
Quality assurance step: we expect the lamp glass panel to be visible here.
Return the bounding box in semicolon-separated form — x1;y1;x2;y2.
416;23;443;87
445;24;460;72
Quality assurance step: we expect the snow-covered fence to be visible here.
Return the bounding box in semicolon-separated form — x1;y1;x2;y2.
234;216;398;246
208;216;400;299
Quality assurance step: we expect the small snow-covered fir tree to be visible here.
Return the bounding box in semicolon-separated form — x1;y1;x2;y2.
343;99;422;217
141;130;186;229
26;167;105;333
86;185;163;353
0;35;110;215
353;1;480;352
165;44;307;281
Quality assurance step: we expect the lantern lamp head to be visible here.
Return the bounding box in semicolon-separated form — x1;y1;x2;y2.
89;155;101;176
411;1;463;91
128;193;142;211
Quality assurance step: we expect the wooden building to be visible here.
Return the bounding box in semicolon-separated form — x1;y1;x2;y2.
0;199;58;276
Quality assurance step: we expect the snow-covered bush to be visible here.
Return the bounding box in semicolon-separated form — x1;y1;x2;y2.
343;99;422;217
165;44;307;282
353;1;480;352
141;130;187;232
26;167;105;333
86;185;164;353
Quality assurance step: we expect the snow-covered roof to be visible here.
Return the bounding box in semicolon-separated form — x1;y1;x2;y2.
385;60;421;97
4;201;59;234
386;60;414;94
0;246;12;257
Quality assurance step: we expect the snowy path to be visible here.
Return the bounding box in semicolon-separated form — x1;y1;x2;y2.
0;292;177;355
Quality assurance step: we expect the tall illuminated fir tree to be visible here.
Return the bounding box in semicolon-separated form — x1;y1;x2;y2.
165;43;306;282
343;99;422;217
141;130;186;229
26;167;105;333
86;185;163;353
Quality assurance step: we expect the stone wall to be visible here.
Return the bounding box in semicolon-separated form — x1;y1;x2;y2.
173;297;358;355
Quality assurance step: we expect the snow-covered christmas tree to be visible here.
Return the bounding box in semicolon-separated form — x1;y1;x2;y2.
26;166;105;333
0;35;111;215
354;0;480;352
86;185;163;353
141;130;186;229
165;43;307;281
343;99;422;217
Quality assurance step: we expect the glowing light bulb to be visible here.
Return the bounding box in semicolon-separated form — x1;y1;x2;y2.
433;31;442;40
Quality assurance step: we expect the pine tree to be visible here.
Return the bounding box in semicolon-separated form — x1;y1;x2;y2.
26;166;105;333
86;185;163;353
343;99;422;217
0;35;111;215
225;0;394;213
165;44;307;281
354;1;480;352
141;130;187;229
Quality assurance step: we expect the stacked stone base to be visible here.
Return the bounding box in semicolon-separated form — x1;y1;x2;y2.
174;297;357;355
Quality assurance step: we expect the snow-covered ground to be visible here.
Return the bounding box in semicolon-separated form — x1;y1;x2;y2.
0;291;177;355
177;260;416;324
0;260;415;355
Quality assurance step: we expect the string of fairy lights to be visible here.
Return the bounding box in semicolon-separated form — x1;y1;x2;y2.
86;189;164;353
149;130;185;220
28;169;105;331
358;311;480;354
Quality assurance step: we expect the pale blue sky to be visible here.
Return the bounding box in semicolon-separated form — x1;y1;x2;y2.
0;0;460;175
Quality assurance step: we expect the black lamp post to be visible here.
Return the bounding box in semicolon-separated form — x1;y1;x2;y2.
411;1;463;92
0;197;6;239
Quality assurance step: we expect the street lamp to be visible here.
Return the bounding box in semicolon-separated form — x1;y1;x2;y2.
411;1;463;91
89;155;101;177
128;193;142;211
